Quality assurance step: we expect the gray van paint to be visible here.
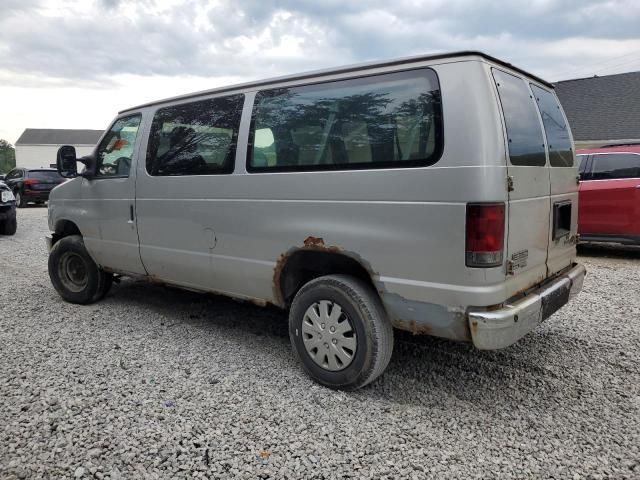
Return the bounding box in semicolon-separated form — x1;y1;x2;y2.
48;52;585;348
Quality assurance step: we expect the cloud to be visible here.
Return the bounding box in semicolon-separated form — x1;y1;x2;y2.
1;0;639;144
1;0;639;89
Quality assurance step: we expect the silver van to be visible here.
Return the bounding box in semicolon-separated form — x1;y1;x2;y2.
47;51;585;390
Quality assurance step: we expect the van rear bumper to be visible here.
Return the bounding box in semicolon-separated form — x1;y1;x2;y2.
468;263;586;350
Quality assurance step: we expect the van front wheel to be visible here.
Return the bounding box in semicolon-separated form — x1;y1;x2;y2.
48;235;112;304
289;275;393;390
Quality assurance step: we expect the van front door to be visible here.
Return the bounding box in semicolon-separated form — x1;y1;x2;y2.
80;114;147;276
492;68;551;285
135;94;245;291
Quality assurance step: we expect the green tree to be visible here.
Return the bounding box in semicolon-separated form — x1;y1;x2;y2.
0;139;16;174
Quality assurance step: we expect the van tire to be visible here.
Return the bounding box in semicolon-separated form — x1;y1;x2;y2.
48;235;110;304
93;272;114;302
289;274;393;390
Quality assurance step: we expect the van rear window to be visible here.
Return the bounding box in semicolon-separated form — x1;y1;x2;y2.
492;69;546;167
247;69;443;172
531;85;573;167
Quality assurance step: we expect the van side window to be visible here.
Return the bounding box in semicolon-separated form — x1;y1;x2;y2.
531;85;573;167
146;94;244;176
591;154;640;180
95;115;142;177
247;69;443;172
492;69;546;167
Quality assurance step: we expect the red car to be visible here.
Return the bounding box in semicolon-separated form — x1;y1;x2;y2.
577;145;640;245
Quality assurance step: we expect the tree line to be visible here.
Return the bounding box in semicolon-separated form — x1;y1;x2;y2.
0;139;16;173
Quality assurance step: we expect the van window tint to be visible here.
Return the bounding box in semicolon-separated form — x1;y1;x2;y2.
591;153;640;180
96;114;142;177
247;69;443;172
146;94;244;176
492;69;546;167
531;85;573;167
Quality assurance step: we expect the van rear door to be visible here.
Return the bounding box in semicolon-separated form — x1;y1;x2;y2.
492;68;551;287
530;84;578;276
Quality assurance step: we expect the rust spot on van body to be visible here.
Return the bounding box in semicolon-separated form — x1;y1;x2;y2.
272;252;288;307
147;274;165;286
392;319;433;335
470;320;479;335
272;236;347;306
302;236;342;253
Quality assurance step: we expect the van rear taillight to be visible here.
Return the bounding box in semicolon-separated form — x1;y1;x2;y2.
466;203;505;268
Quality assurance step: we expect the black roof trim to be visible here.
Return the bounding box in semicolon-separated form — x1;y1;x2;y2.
119;51;552;114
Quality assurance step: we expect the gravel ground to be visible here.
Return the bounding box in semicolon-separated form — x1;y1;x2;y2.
1;207;639;479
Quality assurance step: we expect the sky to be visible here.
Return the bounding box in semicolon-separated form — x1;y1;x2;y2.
1;0;640;145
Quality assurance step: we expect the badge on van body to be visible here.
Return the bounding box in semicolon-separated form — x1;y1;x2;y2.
507;249;528;274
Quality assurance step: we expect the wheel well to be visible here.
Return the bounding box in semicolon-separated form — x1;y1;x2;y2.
278;250;376;306
52;220;81;245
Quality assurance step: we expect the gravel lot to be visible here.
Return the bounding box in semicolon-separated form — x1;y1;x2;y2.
1;207;639;479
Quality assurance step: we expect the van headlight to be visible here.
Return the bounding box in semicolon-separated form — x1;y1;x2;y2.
1;190;15;203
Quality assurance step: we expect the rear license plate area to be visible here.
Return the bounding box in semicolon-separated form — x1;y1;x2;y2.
541;280;571;320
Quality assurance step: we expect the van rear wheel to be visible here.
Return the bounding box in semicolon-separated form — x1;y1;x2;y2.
289;275;393;390
48;235;112;304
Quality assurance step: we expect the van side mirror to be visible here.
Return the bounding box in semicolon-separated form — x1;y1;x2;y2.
56;145;78;178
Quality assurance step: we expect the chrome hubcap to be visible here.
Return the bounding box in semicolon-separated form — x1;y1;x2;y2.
58;252;88;293
302;300;357;371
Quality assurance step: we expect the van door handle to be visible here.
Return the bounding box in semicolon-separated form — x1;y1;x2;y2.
635;185;640;189
128;204;134;224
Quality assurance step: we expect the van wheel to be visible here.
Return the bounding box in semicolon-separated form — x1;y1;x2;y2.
289;275;393;390
93;272;113;302
48;235;111;304
0;217;17;235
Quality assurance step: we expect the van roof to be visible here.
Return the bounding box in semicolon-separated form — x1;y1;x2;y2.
119;50;553;114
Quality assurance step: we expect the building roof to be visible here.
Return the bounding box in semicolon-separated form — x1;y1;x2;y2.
120;50;553;114
555;71;640;142
15;128;103;146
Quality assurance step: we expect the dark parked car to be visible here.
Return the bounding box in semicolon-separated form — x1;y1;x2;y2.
0;180;17;235
4;168;65;208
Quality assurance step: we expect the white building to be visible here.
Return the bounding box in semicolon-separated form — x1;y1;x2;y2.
15;128;103;169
